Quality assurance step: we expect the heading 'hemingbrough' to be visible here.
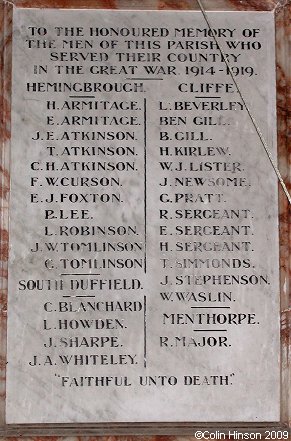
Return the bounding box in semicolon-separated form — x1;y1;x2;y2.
26;82;144;93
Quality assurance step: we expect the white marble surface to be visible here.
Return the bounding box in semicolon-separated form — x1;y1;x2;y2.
6;9;280;423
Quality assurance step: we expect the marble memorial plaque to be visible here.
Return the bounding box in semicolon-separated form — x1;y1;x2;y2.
6;9;280;424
